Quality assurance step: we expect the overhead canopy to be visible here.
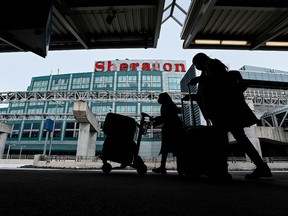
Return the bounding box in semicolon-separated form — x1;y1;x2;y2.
181;0;288;51
0;0;165;57
2;0;288;57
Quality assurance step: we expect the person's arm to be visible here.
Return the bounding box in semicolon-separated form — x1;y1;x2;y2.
182;94;198;101
188;76;204;85
152;116;163;127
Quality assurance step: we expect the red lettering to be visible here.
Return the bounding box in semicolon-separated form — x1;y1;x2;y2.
142;63;151;71
94;61;105;72
152;62;160;71
107;61;117;71
175;63;186;72
130;63;139;71
163;63;172;71
120;63;129;71
95;60;186;72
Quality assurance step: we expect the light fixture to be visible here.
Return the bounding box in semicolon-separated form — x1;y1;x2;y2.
194;39;221;45
195;39;248;46
221;40;247;45
265;41;288;46
106;10;116;25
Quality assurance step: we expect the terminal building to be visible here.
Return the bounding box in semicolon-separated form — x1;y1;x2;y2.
1;61;288;160
0;59;186;158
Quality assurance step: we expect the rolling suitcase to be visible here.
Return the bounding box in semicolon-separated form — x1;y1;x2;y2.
177;84;230;179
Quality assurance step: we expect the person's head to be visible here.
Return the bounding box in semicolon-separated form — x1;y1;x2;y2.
192;53;209;70
158;92;172;105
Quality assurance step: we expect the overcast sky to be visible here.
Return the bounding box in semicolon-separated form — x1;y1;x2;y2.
1;15;288;92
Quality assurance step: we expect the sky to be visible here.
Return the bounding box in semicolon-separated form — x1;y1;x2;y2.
1;18;288;92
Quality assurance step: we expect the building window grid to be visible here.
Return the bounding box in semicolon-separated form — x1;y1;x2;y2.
33;80;48;91
141;105;160;114
10;123;21;138
46;107;65;114
116;105;136;114
168;77;181;90
92;105;111;114
117;75;137;88
65;122;79;138
94;76;113;88
72;77;90;89
10;109;23;114
27;108;43;114
22;122;40;138
142;75;161;88
11;103;25;107
51;78;68;90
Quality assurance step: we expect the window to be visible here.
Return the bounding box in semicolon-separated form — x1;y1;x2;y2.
117;75;137;88
116;105;136;114
32;80;48;91
142;75;161;88
94;76;113;88
27;108;43;114
51;78;68;90
10;123;21;138
168;77;181;90
46;106;64;114
22;122;40;138
72;77;90;89
10;109;23;114
142;105;160;114
65;122;79;138
11;103;25;108
92;105;111;114
46;102;65;114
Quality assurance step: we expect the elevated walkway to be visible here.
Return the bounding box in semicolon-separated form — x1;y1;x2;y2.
228;126;288;157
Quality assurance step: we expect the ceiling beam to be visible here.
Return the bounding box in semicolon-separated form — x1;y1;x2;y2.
53;0;89;49
70;0;157;11
181;0;218;49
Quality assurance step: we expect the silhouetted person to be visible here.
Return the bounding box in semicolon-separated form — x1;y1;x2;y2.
152;92;182;174
189;52;272;179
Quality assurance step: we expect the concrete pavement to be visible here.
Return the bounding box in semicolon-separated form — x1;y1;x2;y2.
0;168;288;215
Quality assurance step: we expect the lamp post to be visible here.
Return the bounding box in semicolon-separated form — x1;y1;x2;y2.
48;101;63;157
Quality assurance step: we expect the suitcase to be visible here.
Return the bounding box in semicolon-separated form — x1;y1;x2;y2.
177;84;229;179
100;112;151;175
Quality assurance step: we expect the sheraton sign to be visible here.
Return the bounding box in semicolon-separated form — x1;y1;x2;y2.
94;60;186;72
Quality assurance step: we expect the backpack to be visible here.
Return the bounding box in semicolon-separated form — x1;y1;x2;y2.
228;70;247;93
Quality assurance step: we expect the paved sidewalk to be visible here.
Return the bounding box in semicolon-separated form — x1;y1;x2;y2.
0;168;288;216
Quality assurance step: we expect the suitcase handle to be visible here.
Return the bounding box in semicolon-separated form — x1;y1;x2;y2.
187;83;197;126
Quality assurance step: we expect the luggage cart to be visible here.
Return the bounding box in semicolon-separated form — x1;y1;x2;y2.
100;112;153;175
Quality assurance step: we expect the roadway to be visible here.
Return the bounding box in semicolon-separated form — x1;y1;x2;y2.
0;168;288;216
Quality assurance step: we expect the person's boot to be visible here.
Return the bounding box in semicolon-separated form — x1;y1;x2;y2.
245;163;272;179
152;166;167;174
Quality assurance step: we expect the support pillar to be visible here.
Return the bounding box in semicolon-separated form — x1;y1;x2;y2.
73;101;100;158
0;122;12;158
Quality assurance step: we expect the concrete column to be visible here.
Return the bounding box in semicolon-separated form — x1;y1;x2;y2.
73;101;100;158
0;122;12;158
76;123;98;157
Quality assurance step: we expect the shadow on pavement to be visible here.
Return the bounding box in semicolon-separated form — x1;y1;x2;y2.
0;169;287;216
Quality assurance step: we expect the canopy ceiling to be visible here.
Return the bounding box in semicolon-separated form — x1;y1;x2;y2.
1;0;288;58
181;0;288;51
